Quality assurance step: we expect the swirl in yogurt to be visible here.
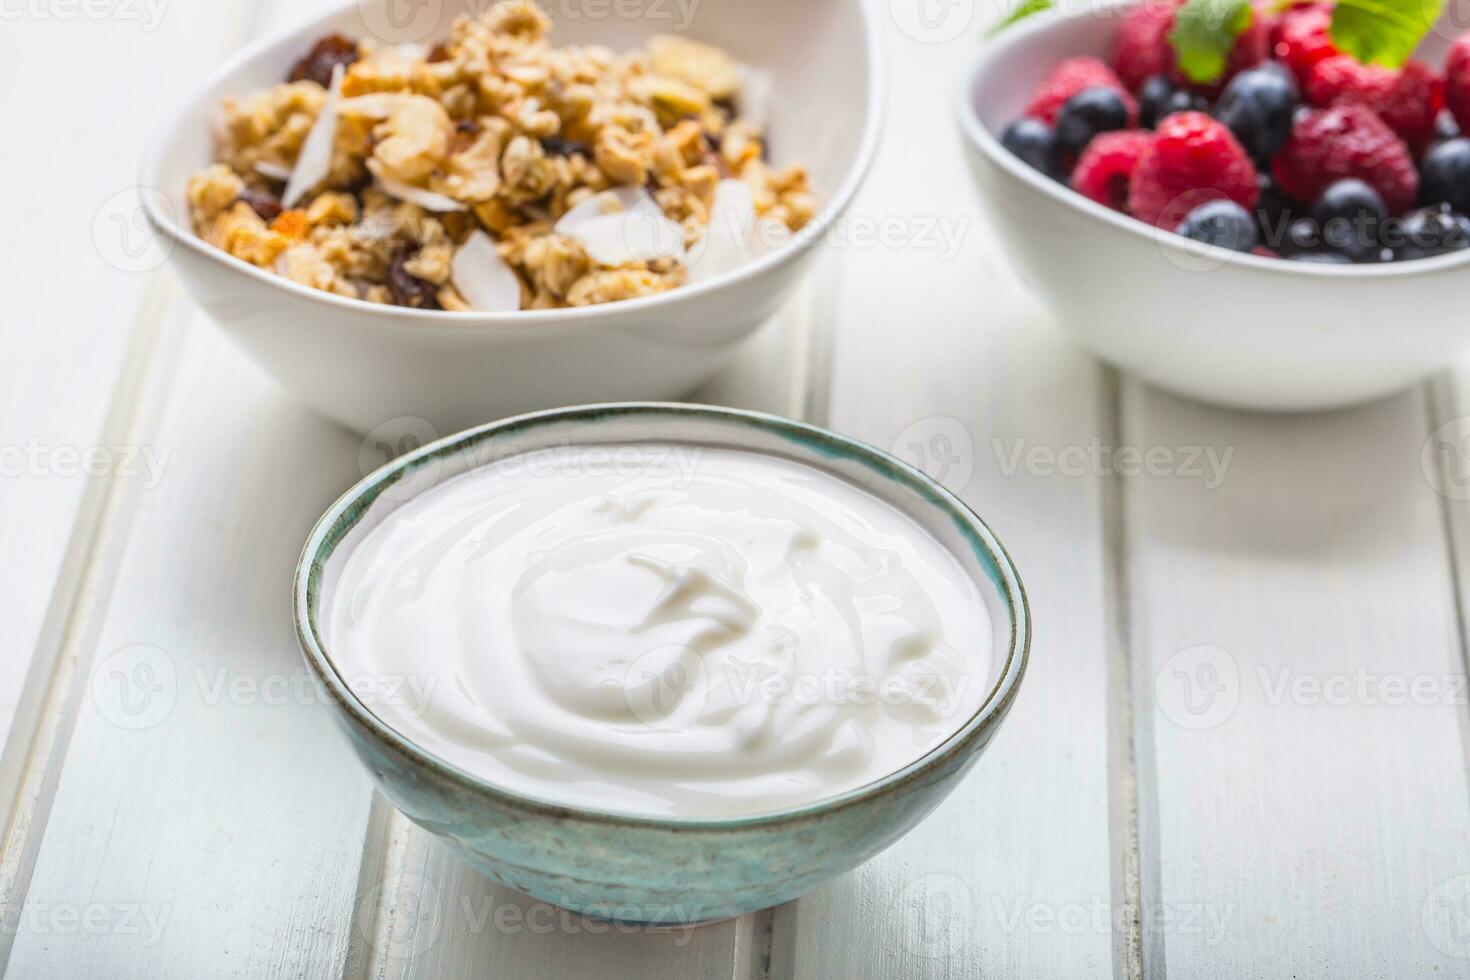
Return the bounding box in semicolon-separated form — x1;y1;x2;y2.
326;444;993;818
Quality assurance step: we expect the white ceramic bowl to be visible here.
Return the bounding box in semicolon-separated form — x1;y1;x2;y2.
143;0;881;434
957;8;1470;412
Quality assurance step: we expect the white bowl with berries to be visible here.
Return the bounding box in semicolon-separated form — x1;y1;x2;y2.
957;0;1470;411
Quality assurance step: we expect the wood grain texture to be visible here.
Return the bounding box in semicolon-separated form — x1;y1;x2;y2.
0;0;252;843
773;18;1118;980
1123;382;1470;978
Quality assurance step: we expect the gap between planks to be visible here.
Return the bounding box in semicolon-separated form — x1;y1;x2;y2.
1100;368;1148;980
0;0;294;963
1422;374;1470;808
0;278;189;968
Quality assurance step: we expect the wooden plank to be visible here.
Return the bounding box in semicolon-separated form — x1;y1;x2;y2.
5;322;380;979
774;22;1118;980
1124;382;1470;978
0;0;252;841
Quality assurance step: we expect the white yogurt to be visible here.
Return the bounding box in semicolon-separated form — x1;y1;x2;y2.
326;444;993;818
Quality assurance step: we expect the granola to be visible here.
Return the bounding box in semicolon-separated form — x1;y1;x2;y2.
186;1;816;311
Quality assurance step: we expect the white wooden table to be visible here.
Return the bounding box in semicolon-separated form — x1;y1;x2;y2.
7;0;1470;976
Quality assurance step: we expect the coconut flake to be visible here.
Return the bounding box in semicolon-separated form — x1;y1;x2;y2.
254;160;292;181
367;160;468;212
571;210;687;266
737;66;773;132
687;179;760;285
283;64;343;207
553;186;660;235
451;231;521;312
553;186;684;265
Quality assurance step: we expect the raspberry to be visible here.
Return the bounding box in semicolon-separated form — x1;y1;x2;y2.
1447;34;1470;137
1305;57;1443;155
1025;57;1137;125
1113;1;1179;91
1273;4;1338;84
1111;0;1267;94
1072;131;1155;210
1127;111;1260;227
1273;103;1418;213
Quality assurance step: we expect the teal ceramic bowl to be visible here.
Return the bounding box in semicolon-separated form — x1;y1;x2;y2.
294;403;1029;925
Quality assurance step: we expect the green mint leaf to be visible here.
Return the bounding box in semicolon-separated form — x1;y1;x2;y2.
987;0;1052;37
1329;0;1444;68
1169;0;1253;83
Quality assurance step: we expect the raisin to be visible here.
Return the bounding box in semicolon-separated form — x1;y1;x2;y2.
703;130;722;154
238;187;283;222
387;255;441;310
539;136;592;158
456;119;482;136
288;33;359;88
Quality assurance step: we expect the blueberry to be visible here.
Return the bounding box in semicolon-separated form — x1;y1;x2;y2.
1421;138;1470;212
1215;67;1297;163
1388;205;1470;260
1281;217;1323;256
1176;200;1258;251
1160;88;1209;120
1435;110;1461;145
1289;251;1353;264
1000;117;1059;178
1054;87;1130;155
1138;75;1176;129
1311;179;1386;262
1254;173;1301;246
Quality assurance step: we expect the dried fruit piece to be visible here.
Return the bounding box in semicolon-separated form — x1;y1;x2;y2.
387;253;442;309
238;187;283;221
288;33;359;88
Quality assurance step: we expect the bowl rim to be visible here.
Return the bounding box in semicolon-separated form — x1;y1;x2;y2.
140;0;885;334
954;5;1470;280
293;402;1031;831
